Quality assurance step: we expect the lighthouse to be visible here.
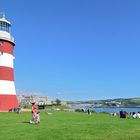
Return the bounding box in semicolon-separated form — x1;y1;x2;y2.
0;14;18;111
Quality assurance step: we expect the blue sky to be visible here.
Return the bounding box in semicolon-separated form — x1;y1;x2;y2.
1;0;140;100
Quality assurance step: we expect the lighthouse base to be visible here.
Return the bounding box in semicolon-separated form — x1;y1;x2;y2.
0;95;18;111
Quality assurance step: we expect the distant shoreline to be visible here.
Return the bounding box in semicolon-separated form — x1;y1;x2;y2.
93;107;140;108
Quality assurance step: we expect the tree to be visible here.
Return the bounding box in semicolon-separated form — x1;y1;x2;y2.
55;99;61;106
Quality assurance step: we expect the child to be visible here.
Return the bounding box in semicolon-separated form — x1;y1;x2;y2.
35;112;40;123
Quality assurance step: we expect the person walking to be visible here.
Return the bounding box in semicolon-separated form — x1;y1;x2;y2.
87;108;91;115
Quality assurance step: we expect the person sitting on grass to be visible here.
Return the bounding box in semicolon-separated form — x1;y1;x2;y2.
137;112;140;118
132;112;137;119
120;111;127;118
111;112;117;117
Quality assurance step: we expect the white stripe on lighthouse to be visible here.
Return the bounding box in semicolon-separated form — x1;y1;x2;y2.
0;80;16;95
0;53;14;68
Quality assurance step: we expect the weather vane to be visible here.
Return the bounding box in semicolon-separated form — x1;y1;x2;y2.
0;12;5;18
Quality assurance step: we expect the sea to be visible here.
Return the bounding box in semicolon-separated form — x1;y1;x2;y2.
93;107;140;113
71;105;140;113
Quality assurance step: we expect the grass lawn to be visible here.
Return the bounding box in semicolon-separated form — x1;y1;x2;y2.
0;111;140;140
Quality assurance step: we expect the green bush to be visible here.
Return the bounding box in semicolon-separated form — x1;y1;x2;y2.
75;109;84;112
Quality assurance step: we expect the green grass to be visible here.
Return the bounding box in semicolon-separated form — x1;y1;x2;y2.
0;111;140;140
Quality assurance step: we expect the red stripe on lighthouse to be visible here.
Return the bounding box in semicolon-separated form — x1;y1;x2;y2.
0;40;14;55
0;66;14;81
0;95;18;111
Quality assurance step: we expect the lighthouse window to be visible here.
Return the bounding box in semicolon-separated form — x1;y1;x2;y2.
6;23;9;32
6;23;7;32
2;22;6;31
0;22;10;33
7;24;10;33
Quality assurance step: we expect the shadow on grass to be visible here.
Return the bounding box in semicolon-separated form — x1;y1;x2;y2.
21;121;40;125
22;121;30;124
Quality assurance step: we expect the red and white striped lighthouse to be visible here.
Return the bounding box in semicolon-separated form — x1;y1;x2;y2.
0;14;18;111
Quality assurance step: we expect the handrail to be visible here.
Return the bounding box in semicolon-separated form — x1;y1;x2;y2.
0;36;15;44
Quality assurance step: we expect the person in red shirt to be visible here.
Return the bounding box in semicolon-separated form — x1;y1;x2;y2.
30;102;38;123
